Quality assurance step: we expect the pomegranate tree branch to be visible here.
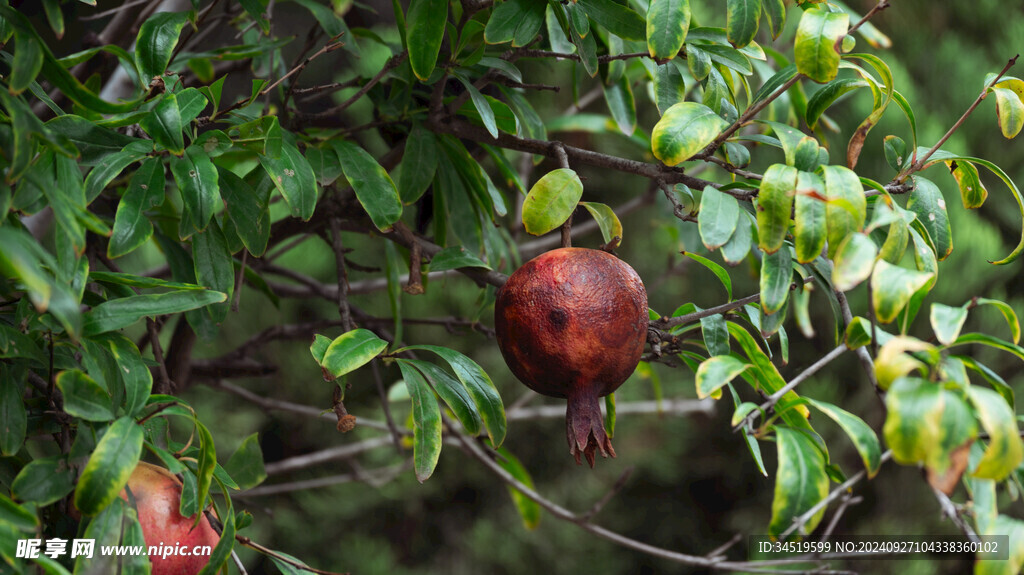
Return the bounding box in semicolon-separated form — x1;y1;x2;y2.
931;485;981;543
898;54;1018;180
696;74;803;160
427;115;717;193
329;218;354;332
733;344;849;432
846;0;891;36
652;277;815;330
301;51;409;120
834;289;882;392
452;427;859;572
242;461;410;497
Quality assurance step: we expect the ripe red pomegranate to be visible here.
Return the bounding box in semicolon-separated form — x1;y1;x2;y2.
123;462;221;575
494;248;648;466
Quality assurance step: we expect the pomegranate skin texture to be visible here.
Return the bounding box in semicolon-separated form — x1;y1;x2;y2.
122;462;221;575
494;247;648;466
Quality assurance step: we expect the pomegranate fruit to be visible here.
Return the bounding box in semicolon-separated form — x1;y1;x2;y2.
122;462;221;575
494;248;648;466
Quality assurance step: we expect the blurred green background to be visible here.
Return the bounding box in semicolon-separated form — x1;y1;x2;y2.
34;0;1024;572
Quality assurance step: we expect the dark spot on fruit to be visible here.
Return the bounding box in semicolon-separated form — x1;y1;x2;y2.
549;308;568;328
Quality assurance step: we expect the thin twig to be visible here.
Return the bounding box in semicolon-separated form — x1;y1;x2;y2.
371;359;404;452
301;51;408;119
261;35;346;98
329;218;354;332
653;277;814;329
898;54;1018;180
734;344;849;431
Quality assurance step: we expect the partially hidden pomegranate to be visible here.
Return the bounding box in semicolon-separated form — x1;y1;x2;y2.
494;248;648;466
122;462;221;575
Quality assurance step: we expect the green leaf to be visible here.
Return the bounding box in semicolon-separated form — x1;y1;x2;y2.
139;93;185;155
319;329;389;380
219;166;271;257
263;139;319;222
0;369;26;456
225;432;266;490
430;246;492;271
822;164;866;259
105;334;152;417
484;0;546;47
603;74;637;137
726;322;811;431
969;386;1024;480
522;168;583;236
906;176;952;260
396;361;443;482
975;297;1021;344
402;359;482;436
976;515;1024;575
831;232;877;292
193;420;217;521
930;302;968;346
760;244;792;315
577;0;645;41
651;102;728;166
698;186;740;250
109;158;165;259
74;417;144;515
883;377;945;467
170;145;220;233
333;139;402;231
12;456;75;506
56;370;113;421
454;72;499;138
992;86;1024;139
793;171;826;263
768;427;830;539
196;499;235;575
82;290;227;336
493;445;541;529
721;212;753;265
947;159;988;209
135;11;189;83
757;164;797;253
83;143;151;203
397;345;506;448
806;398;881;478
578;201;624;245
646;0;690;59
406;0;448;80
398;124;439;204
805;78;867;130
653;62;687;115
870;260;934;324
794;7;848;83
883;135;908;172
192;219;234;324
762;0;785;40
726;0;760;48
46;115;141;165
681;251;732;301
10;28;44;95
0;493;37;530
695;355;750;399
0;6;140;113
88;271;205;291
844;316;872;349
